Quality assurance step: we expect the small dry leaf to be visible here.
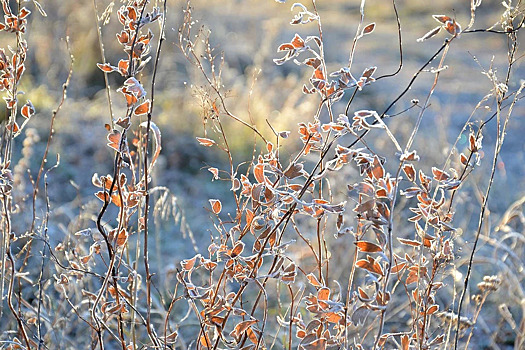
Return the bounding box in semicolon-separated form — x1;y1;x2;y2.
230;320;257;338
391;262;407;273
196;137;215;147
21;100;35;118
134;99;150;116
107;130;121;151
460;153;468;165
291;33;305;48
8;122;19;133
306;273;322;287
370;156;384;180
181;254;200;271
209;199;222;214
356;256;383;275
432;167;450;181
199;334;212;348
284;163;305;179
208;167;219;180
397;237;421;247
317;287;330;300
433;15;452;24
403;164;416;182
97;63;116;73
427;304;439;315
363;22;375;35
357;287;370;301
116;228;128;247
230;241;245;258
355;241;383;253
254;163;265;183
401;334;410;350
444;20;461;35
468;133;478;152
400;150;420;162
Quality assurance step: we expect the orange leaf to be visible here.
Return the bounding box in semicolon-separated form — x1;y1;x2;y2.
427;304;439;315
291;33;304;48
356;256;383;275
196;137;215;147
401;334;410;350
370;156;384;180
181;254;200;271
358;286;369;298
391;262;407;273
209;199;222;214
124;92;137;107
398;237;422;247
254;163;265;183
363;22;375;34
116;228;128;247
97;63;116;73
245;209;254;226
432;167;450;181
21;100;34;118
317;287;330;300
306;273;322;287
433;15;452;24
107;130;121;151
8;122;19;133
134;100;150;116
230;320;257;338
118;59;129;75
460;153;468;165
208;167;219;180
246;326;259;344
230;241;244;258
199;333;212;348
355;241;383;253
403;164;416;182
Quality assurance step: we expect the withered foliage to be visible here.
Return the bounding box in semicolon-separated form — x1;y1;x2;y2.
0;0;524;349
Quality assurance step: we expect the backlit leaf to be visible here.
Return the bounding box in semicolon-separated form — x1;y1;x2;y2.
370;156;384;180
97;63;116;72
427;304;439;315
307;273;322;287
403;164;416;182
116;228;128;247
107;130;121;151
230;320;257;339
291;33;305;48
196;137;215;147
397;237;421;247
209;199;222;214
363;22;375;35
208;167;219;180
432;167;450;181
134;100;150;115
460;153;468;165
181;254;200;271
230;241;244;258
432;15;452;24
254;163;265;183
355;241;382;253
21;100;34;118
